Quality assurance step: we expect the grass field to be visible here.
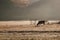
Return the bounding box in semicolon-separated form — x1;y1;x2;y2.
0;24;60;40
0;32;60;40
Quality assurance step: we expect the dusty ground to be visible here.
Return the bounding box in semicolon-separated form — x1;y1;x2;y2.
0;24;60;40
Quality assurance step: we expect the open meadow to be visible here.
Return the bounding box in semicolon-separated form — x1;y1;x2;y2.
0;21;60;40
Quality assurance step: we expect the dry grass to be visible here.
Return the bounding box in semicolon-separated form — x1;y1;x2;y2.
0;33;60;40
0;24;60;31
0;24;60;40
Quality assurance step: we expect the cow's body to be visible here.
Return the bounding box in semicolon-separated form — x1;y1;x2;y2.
36;20;45;26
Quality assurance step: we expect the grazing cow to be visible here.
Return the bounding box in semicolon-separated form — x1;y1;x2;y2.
36;20;45;27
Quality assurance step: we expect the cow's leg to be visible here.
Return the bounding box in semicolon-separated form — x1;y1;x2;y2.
43;22;45;25
35;23;39;27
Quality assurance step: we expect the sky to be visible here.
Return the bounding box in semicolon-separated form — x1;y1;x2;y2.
0;0;60;21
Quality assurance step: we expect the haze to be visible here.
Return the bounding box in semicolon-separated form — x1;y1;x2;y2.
0;0;60;21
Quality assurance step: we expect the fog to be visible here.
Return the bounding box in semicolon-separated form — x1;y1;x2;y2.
0;0;60;21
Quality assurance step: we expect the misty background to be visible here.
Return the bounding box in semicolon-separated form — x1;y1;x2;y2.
0;0;60;21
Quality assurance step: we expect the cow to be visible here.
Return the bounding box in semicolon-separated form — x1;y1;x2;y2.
36;20;45;27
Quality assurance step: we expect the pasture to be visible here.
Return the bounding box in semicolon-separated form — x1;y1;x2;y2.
0;21;60;40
